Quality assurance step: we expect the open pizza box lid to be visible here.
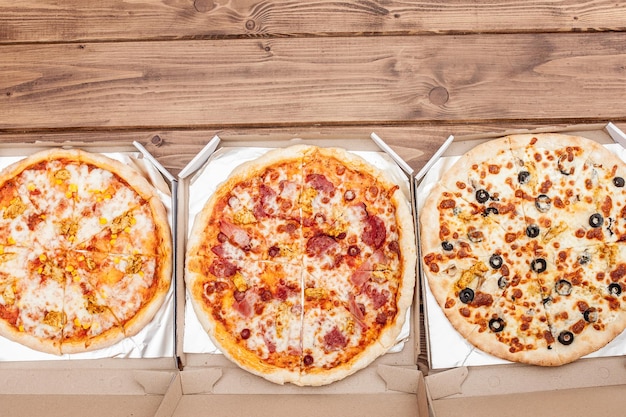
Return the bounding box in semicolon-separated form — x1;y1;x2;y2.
0;139;179;417
415;122;626;417
165;133;428;417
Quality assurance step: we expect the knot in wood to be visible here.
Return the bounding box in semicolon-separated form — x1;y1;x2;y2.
429;86;449;106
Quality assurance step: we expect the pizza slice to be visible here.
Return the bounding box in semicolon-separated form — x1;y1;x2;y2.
61;261;125;354
74;199;168;256
0;246;65;354
66;249;169;342
185;257;304;385
300;269;391;386
529;247;626;364
420;182;526;260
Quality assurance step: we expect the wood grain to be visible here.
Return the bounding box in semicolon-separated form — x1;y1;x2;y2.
2;0;626;43
1;33;625;130
1;123;624;174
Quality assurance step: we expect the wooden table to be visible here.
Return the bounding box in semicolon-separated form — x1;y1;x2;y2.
2;1;625;174
0;3;626;415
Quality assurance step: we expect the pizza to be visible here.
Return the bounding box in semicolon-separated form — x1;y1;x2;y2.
420;132;626;366
185;144;416;386
0;148;172;355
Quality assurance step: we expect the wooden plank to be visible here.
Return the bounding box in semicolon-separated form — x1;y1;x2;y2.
1;123;624;174
1;0;626;43
1;33;625;130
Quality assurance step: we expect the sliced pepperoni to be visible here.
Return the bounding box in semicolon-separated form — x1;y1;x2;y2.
208;259;237;278
365;285;389;309
306;173;335;193
254;184;277;218
324;327;348;350
306;234;338;257
362;215;386;248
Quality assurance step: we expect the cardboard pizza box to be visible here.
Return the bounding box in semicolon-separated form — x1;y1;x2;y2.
415;122;626;417
0;140;179;417
166;133;427;417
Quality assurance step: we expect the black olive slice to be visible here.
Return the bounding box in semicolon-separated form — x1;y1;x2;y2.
441;241;453;251
578;251;591;265
459;288;475;304
583;307;598;323
589;213;604;228
531;258;547;273
555;279;572;296
489;318;505;333
489;254;503;269
608;283;622;296
557;154;575;176
497;276;508;289
542;296;553;305
525;224;540;238
518;170;530;184
558;331;574;346
482;207;499;217
613;177;625;188
475;189;490;203
535;194;551;213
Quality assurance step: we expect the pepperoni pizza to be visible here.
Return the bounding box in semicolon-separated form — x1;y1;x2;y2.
185;144;416;386
421;133;626;366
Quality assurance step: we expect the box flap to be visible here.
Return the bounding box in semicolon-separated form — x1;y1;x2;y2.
376;364;421;394
181;367;223;394
133;370;178;395
425;367;469;399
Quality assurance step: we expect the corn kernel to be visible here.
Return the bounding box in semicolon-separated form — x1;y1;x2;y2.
99;217;107;225
65;265;74;272
0;245;4;255
113;257;120;264
27;183;36;191
69;184;78;192
124;226;131;233
7;237;15;245
18;325;24;332
130;218;137;225
55;179;62;185
104;194;112;200
74;318;81;327
39;254;47;262
65;191;72;198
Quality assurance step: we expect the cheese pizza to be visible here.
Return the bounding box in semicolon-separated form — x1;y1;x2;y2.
185;144;416;386
0;148;172;355
420;133;626;366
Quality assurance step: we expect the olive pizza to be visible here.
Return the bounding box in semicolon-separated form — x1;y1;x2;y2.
420;133;626;366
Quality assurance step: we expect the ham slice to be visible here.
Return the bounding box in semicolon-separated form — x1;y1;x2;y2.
219;220;251;248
